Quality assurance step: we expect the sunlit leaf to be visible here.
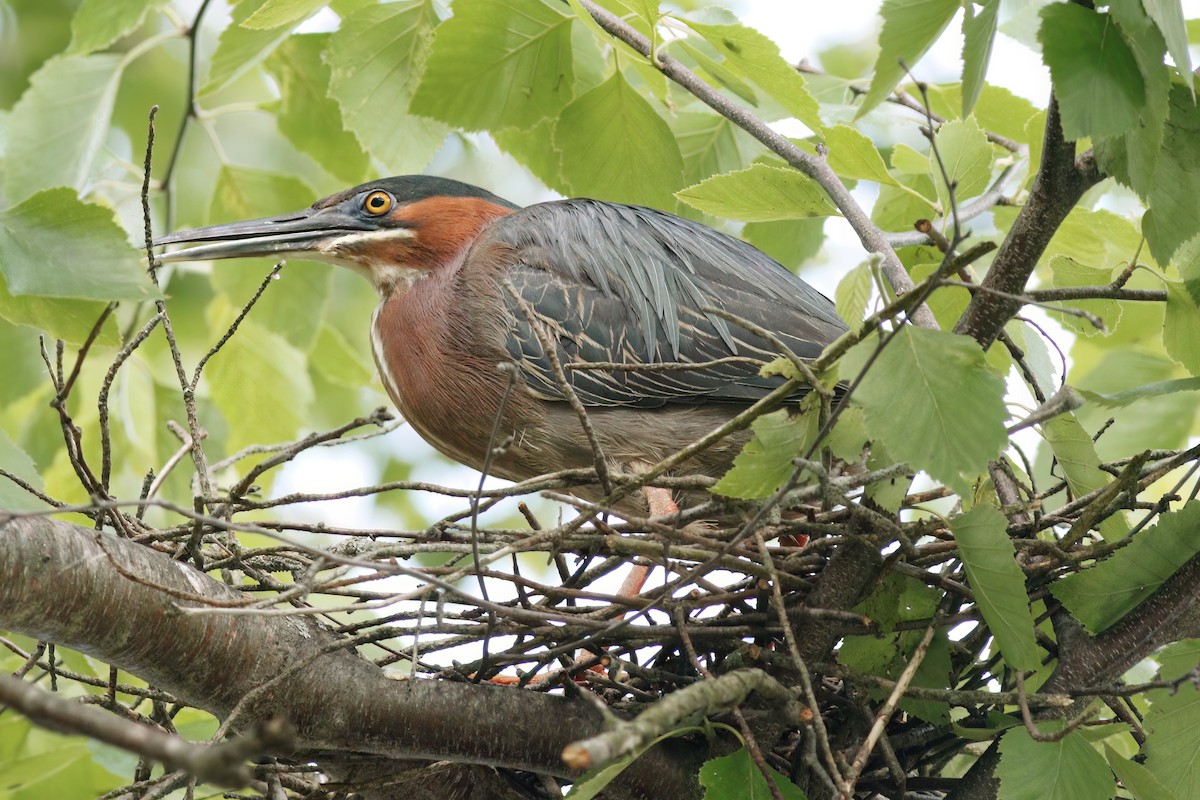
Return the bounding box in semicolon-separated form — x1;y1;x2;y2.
961;0;999;115
824;125;897;186
410;0;575;131
1163;280;1200;376
202;0;296;96
0;425;47;512
860;0;960;116
0;188;157;301
845;327;1008;495
835;261;872;325
326;0;449;174
1046;256;1120;336
68;0;169;55
264;34;370;184
996;725;1115;800
932;116;992;212
952;504;1041;671
1052;502;1200;634
3;55;123;202
556;70;685;208
686;20;823;133
673;111;763;185
677;164;837;221
241;0;327;30
1039;4;1145;139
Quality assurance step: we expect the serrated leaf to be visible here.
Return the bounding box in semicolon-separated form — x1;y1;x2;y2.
0;189;157;301
1078;378;1200;408
3;55;123;202
996;726;1116;800
1046;256;1120;336
0;275;118;345
410;0;575;131
0;425;47;512
68;0;169;55
1040;413;1130;543
677;164;837;221
264;34;369;184
932;117;992;212
845;327;1008;495
212;260;330;351
555;70;684;208
241;0;327;29
824;125;897;186
1141;0;1192;92
1164;280;1200;376
952;504;1041;671
686;21;822;134
1144;675;1200;799
860;0;960;116
714;409;817;499
1038;4;1145;139
891;143;931;175
202;0;296;96
699;748;807;800
673;111;763;186
1052;503;1200;634
326;0;448;174
1105;745;1178;800
1144;84;1200;265
207;319;314;448
961;0;999;115
311;323;372;388
835;261;872;325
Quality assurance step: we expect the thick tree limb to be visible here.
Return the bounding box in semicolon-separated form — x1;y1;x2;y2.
0;514;704;800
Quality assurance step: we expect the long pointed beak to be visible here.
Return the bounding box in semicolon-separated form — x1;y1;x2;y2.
152;206;374;263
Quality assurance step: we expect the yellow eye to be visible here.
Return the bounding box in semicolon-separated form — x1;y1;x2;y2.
363;190;394;216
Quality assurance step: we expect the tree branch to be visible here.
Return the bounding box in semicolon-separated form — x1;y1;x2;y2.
0;514;704;800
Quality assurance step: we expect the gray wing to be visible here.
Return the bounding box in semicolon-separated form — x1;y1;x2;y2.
479;199;847;408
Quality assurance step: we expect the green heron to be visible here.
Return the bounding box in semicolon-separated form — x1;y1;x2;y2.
154;176;847;537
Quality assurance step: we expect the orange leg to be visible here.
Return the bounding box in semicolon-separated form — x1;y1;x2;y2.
617;485;677;597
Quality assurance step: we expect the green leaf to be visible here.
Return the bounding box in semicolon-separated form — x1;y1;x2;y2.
68;0;168;55
0;189;157;301
996;726;1116;800
410;0;575;131
1038;4;1146;139
201;0;297;96
835;261;872;325
207;319;314;448
241;0;327;29
961;0;1000;116
211;260;330;352
845;327;1008;495
1105;745;1178;800
0;424;47;512
1141;0;1192;92
952;504;1041;671
699;748;807;800
1052;502;1200;634
326;0;448;174
1164;279;1200;376
742;219;826;271
311;323;373;388
209;166;313;224
1094;0;1172;199
673;111;763;186
714;408;817;499
3;55;123;202
686;21;823;134
677;164;837;221
1078;378;1200;408
1144;676;1200;799
0;275;117;345
1046;256;1120;336
1144;84;1200;265
932;117;992;212
824;125;897;186
555;70;685;208
859;0;961;116
891;143;930;175
1040;413;1130;543
263;34;370;184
